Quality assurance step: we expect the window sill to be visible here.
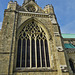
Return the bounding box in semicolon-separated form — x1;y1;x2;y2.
15;68;57;72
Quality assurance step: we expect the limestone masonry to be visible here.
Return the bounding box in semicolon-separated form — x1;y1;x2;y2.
0;0;75;75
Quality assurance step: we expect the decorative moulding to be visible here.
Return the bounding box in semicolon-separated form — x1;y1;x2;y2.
66;49;75;53
18;12;49;18
54;32;60;36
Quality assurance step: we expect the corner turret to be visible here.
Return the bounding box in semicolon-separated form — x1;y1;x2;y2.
44;4;54;14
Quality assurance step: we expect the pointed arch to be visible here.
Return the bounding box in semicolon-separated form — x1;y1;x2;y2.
16;17;51;69
17;17;51;40
69;58;75;73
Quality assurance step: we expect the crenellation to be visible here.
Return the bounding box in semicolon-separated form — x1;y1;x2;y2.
7;1;17;10
44;4;54;14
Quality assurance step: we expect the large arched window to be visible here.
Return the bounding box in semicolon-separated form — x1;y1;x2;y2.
16;21;50;69
69;59;75;73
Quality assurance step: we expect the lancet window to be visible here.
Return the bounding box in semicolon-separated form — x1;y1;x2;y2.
69;59;75;73
16;21;50;69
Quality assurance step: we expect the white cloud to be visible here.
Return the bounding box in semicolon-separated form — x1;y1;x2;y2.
61;20;75;34
0;22;2;29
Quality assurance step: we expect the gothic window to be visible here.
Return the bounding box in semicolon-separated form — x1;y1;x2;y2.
69;59;75;73
27;5;36;12
16;21;50;69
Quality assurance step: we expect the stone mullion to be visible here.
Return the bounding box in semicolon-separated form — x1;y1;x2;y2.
20;39;23;68
47;39;51;67
30;37;32;68
25;39;27;67
35;37;37;68
43;39;47;67
39;39;42;67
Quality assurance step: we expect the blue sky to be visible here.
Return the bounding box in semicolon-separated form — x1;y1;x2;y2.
0;0;75;33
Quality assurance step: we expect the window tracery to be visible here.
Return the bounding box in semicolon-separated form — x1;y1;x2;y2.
16;21;50;69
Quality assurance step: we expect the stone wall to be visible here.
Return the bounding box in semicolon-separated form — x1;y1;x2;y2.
0;10;16;75
0;1;70;75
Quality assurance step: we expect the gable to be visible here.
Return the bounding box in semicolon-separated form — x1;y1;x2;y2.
21;1;44;13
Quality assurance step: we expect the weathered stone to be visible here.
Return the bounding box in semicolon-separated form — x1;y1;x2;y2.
0;0;74;75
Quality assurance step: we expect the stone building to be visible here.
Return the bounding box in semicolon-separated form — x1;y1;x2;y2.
0;0;75;75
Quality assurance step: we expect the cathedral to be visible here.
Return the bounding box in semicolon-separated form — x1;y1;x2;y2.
0;0;75;75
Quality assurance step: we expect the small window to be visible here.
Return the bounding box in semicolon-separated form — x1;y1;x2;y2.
69;59;75;73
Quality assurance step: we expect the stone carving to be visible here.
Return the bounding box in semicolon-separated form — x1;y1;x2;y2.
56;46;64;52
60;65;68;72
27;5;36;12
